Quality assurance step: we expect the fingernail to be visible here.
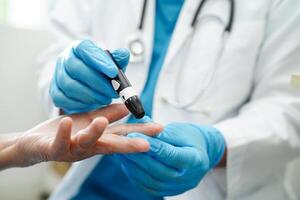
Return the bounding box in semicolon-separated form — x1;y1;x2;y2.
135;140;150;152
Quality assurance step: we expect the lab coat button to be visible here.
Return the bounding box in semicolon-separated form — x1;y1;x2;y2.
160;96;168;103
201;106;213;117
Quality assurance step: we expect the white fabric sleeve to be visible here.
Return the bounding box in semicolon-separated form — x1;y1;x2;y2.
49;155;102;200
37;0;95;117
215;1;300;199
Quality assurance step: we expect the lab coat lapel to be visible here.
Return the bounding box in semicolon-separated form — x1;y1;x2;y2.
143;0;155;74
163;0;201;68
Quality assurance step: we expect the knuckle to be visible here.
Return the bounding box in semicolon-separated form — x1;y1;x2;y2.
169;170;181;180
164;148;175;160
65;55;83;77
72;147;86;157
49;82;56;97
59;76;75;94
189;154;201;168
201;161;210;172
62;80;72;93
96;94;112;105
55;57;64;70
51;147;63;160
51;90;64;107
72;40;87;52
195;151;209;170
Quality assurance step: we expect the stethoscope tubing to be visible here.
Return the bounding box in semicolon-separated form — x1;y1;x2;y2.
170;31;230;110
129;0;235;61
192;0;235;31
129;0;235;110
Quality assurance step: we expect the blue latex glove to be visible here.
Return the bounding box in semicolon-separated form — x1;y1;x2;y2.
117;123;226;197
49;40;130;114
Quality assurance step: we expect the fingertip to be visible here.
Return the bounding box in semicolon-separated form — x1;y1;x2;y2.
135;117;163;135
75;117;108;149
92;117;109;129
104;66;119;78
150;123;164;134
141;123;164;136
87;117;108;138
132;139;150;152
52;117;72;152
114;48;130;55
60;117;73;130
126;134;151;152
62;116;72;123
103;51;119;78
112;48;130;69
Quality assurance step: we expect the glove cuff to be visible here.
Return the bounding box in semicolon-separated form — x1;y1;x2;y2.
192;125;226;169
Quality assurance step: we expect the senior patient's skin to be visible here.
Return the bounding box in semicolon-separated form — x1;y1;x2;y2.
0;104;163;170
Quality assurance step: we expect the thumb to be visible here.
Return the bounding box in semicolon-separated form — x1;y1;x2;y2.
111;48;130;70
127;133;209;170
149;138;208;170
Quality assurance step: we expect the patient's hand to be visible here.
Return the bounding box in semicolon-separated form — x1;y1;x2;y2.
0;104;162;169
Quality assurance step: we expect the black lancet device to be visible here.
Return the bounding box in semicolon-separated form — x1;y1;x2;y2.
105;50;145;119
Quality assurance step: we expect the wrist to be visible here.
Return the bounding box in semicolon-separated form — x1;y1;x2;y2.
0;133;21;170
192;124;226;169
217;147;227;167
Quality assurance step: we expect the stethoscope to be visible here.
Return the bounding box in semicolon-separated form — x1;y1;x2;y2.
127;0;235;64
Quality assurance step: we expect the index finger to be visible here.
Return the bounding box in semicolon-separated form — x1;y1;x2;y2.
95;134;150;154
128;133;207;170
104;123;163;136
88;104;129;123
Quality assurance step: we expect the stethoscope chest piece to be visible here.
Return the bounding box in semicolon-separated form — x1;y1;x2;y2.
127;32;145;63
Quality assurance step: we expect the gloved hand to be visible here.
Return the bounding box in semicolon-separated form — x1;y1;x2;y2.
50;40;130;114
117;123;226;197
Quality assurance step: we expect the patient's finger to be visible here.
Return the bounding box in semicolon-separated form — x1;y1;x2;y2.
95;134;150;154
51;117;72;155
104;123;163;136
75;117;108;149
88;104;129;123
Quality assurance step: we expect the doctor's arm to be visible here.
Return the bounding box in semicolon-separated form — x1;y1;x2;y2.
39;0;91;116
214;1;300;198
118;1;300;198
0;104;162;171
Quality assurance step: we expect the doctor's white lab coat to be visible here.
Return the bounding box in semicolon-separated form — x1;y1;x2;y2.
38;0;300;199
